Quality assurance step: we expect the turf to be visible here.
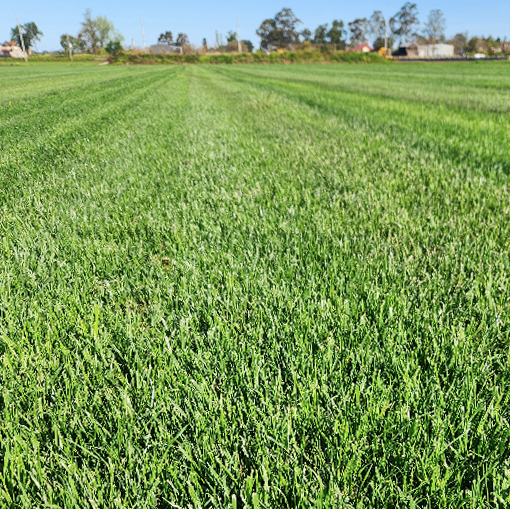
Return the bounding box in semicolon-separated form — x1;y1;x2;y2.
0;62;509;508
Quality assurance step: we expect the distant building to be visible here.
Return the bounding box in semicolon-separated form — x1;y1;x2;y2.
149;44;183;55
262;44;279;53
420;44;454;58
352;42;373;53
395;42;420;57
395;42;455;58
0;41;26;58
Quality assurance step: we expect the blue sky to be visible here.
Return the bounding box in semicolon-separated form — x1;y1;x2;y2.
3;0;509;52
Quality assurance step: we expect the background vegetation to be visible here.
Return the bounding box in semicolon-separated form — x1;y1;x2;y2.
6;3;506;60
110;49;386;65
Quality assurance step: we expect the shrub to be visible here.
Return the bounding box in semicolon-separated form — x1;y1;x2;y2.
111;50;388;66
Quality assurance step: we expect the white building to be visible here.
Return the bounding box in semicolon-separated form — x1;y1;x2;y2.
397;42;455;58
418;44;454;58
0;42;26;59
149;44;183;55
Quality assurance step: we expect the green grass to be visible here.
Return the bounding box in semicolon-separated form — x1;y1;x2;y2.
0;62;509;508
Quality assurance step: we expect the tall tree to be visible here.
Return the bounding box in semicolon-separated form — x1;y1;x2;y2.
423;9;446;44
256;8;301;49
314;24;328;45
256;18;277;49
158;31;174;45
227;31;237;43
448;32;468;55
274;8;301;47
327;20;346;46
465;37;479;53
60;34;86;53
369;11;386;42
389;3;419;43
300;29;312;43
78;9;123;54
96;16;121;50
348;18;369;46
78;9;99;53
11;22;43;51
176;33;189;47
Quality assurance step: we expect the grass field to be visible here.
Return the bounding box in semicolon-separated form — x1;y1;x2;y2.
0;62;509;508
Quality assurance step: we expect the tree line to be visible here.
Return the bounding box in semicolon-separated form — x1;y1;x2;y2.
60;10;124;54
257;5;509;55
6;6;509;57
257;5;425;50
156;31;189;48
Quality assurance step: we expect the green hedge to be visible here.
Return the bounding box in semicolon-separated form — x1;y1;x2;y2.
112;50;388;65
2;50;387;65
28;53;98;62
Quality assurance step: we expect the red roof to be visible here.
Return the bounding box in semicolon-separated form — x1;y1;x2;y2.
352;42;374;52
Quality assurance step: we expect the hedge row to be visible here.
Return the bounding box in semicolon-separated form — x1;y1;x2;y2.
111;50;387;65
28;53;99;62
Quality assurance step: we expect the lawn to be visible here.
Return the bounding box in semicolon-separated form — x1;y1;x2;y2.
0;62;509;508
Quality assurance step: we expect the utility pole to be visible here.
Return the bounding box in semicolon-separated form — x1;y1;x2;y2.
16;14;28;62
132;38;135;50
67;34;73;61
385;19;388;50
140;18;146;50
237;19;242;53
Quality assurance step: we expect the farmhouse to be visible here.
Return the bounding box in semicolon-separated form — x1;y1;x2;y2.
352;42;373;53
0;41;26;58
